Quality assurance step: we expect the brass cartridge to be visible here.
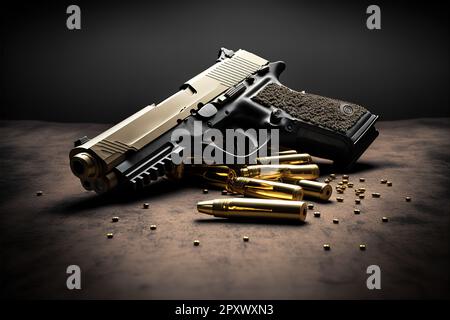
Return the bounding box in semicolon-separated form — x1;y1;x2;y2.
276;150;298;155
256;153;312;165
184;165;236;189
240;164;319;181
197;198;307;221
281;178;332;201
227;177;303;201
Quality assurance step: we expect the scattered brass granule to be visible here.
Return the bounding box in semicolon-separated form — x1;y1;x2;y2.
243;236;249;242
143;203;150;209
337;189;344;194
355;199;361;204
359;178;365;182
112;217;119;222
336;197;344;202
324;178;331;183
372;193;381;198
342;179;349;184
323;244;331;250
359;194;365;199
387;181;392;186
354;209;361;215
106;233;114;239
150;225;157;230
203;189;209;194
193;240;200;246
382;217;388;222
406;196;412;202
348;183;354;188
359;188;366;192
380;179;387;184
333;218;339;224
36;191;43;196
338;181;343;185
314;211;321;217
307;203;314;209
343;175;349;179
330;174;336;179
222;190;228;195
359;244;366;250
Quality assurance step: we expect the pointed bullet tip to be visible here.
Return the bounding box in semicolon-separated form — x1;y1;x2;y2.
197;200;214;215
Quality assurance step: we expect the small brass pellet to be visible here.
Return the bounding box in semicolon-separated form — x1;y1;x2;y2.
106;233;113;239
314;211;321;217
112;217;119;222
203;189;209;194
359;194;365;199
359;244;366;250
354;209;360;214
387;181;392;186
36;191;43;196
343;174;349;179
359;188;366;192
359;178;365;182
330;174;336;179
338;181;343;185
222;190;228;195
243;236;249;242
193;240;200;246
307;203;314;209
372;193;381;198
333;218;339;224
323;244;331;250
143;203;150;209
342;179;349;184
324;178;331;183
150;225;157;230
337;189;344;194
380;179;387;184
336;197;344;202
355;199;361;204
382;217;388;222
406;196;412;202
348;183;354;188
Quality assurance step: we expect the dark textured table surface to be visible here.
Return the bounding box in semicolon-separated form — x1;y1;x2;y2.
1;119;449;299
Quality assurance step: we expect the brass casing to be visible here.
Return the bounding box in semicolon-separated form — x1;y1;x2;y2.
166;163;185;180
185;165;236;189
197;198;307;221
276;150;298;155
69;50;268;190
240;164;320;181
281;178;332;201
256;153;312;165
228;177;303;201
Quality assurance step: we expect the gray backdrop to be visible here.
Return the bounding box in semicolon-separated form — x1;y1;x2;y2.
1;0;448;123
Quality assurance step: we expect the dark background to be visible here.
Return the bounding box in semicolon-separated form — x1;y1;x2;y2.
0;0;449;124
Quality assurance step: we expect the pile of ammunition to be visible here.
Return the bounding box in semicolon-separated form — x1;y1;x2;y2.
174;150;333;222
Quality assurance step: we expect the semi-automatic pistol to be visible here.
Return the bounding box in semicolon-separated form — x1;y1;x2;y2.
69;48;379;193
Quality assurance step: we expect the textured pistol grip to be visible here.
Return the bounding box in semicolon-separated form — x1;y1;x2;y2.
253;83;368;134
251;82;378;168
